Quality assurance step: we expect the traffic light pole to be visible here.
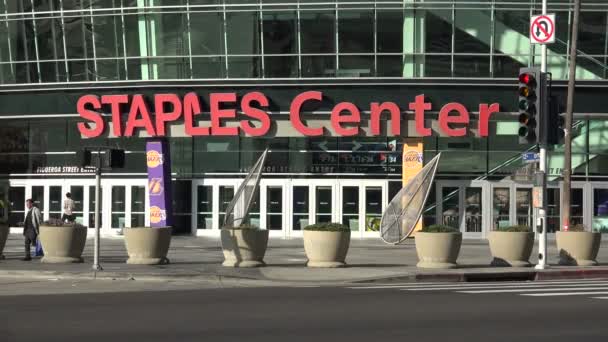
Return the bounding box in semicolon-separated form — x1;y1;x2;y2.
535;0;549;270
563;0;581;233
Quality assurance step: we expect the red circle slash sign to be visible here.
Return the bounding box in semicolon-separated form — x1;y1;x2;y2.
531;15;554;43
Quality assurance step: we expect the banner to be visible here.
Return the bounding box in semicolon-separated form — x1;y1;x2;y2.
402;138;424;233
146;139;173;227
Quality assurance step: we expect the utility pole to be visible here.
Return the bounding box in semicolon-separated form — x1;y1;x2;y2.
562;0;581;232
93;148;102;271
535;0;549;270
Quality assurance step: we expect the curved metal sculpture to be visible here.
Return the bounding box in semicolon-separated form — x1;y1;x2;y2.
380;153;441;244
223;148;268;228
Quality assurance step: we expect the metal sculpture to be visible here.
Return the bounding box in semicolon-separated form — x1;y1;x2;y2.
223;148;269;228
380;153;441;244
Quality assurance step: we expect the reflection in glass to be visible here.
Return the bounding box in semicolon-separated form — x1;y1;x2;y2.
218;186;234;228
547;188;560;233
571;188;584;226
131;186;145;228
197;186;213;229
70;186;84;224
49;186;62;219
593;189;608;233
516;189;532;228
493;188;510;229
442;187;459;230
89;186;103;228
8;187;25;226
465;187;482;233
342;187;359;231
316;186;332;223
32;186;45;216
111;186;126;229
365;187;382;232
292;186;309;230
266;187;283;230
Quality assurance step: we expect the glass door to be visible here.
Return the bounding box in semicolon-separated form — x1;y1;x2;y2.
260;180;288;237
290;183;311;235
437;181;486;238
515;187;533;228
110;186;126;230
315;185;334;224
341;186;359;232
492;187;511;230
593;186;608;233
8;186;25;226
339;180;386;238
31;186;45;219
196;185;214;231
70;185;84;225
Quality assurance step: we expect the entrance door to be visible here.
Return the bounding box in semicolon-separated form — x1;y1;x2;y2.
339;180;387;238
260;180;289;237
192;179;239;235
437;181;486;238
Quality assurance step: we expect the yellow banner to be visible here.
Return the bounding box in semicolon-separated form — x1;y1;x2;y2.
402;138;424;233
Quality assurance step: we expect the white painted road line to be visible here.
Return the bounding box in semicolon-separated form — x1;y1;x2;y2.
459;287;608;294
404;282;608;291
591;297;608;299
348;279;608;290
524;291;608;297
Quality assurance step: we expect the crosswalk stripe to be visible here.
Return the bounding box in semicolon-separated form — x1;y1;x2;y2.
591;297;608;299
403;281;608;291
348;279;608;290
459;286;608;294
524;291;608;297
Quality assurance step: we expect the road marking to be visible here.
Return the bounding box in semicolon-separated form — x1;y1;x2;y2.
459;286;608;294
404;281;608;291
348;279;608;290
591;297;608;300
524;291;608;297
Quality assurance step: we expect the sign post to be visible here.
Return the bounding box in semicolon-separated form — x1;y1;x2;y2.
532;1;553;270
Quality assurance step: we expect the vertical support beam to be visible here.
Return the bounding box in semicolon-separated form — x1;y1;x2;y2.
137;0;150;79
403;1;424;77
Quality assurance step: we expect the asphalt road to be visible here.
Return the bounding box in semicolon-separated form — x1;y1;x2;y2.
1;280;607;342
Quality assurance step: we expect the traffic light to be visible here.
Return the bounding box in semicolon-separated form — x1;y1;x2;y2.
518;67;543;144
105;148;126;169
544;96;565;145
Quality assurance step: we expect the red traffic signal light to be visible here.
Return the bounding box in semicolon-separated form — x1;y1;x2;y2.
519;73;536;86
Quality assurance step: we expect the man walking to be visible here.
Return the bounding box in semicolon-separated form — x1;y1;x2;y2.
23;199;41;261
62;192;75;223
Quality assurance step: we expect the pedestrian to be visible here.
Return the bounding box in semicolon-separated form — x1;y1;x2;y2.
23;199;41;261
62;192;76;223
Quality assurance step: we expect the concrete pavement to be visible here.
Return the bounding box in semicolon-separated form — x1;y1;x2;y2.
2;234;608;285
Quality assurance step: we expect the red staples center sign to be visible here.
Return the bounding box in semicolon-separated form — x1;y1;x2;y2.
76;91;500;138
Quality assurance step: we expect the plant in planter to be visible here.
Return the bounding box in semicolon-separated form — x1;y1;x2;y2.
556;224;601;266
221;224;269;267
124;226;172;265
415;224;462;269
39;218;87;263
303;223;351;268
488;225;534;267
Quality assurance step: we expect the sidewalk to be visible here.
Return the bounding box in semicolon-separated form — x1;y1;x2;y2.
2;234;608;285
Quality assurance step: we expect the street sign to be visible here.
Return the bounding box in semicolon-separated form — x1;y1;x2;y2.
530;14;556;44
522;152;540;163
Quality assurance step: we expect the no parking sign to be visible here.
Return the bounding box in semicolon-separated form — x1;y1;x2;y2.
530;14;556;44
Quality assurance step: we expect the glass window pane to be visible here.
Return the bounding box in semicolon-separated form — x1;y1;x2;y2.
262;12;297;55
338;55;373;77
302;56;335;77
8;187;25;226
131;186;145;213
377;11;403;53
301;12;335;53
516;188;532;228
32;186;44;214
377;55;403;77
49;186;62;218
493;187;510;230
365;187;382;232
89;186;103;228
441;187;459;229
455;10;491;53
266;187;282;230
227;56;261;78
292;186;309;230
338;11;373;53
465;187;482;233
264;56;297;78
342;186;358;231
316;186;332;223
547;188;560;233
190;12;225;55
226;12;260;55
426;11;452;53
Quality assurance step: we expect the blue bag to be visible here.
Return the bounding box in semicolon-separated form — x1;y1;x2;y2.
35;239;44;257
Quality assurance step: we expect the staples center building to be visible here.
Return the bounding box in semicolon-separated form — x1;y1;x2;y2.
2;1;608;239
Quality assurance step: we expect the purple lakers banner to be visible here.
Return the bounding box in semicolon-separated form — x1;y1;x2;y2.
146;139;173;227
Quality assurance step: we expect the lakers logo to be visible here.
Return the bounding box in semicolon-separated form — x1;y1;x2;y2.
403;150;423;169
146;150;164;168
149;178;163;196
149;206;166;224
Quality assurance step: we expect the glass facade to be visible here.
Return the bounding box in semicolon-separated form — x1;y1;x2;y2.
2;1;608;84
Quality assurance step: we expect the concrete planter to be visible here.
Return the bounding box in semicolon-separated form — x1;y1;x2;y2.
221;228;269;267
39;225;87;263
124;227;172;265
0;223;8;260
415;232;462;269
303;230;350;268
488;231;534;267
556;231;601;266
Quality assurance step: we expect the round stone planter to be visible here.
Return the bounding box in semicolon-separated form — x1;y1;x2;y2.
124;227;172;265
0;223;8;260
303;230;351;268
415;232;462;269
221;228;269;267
39;225;87;263
488;231;534;267
556;231;601;266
